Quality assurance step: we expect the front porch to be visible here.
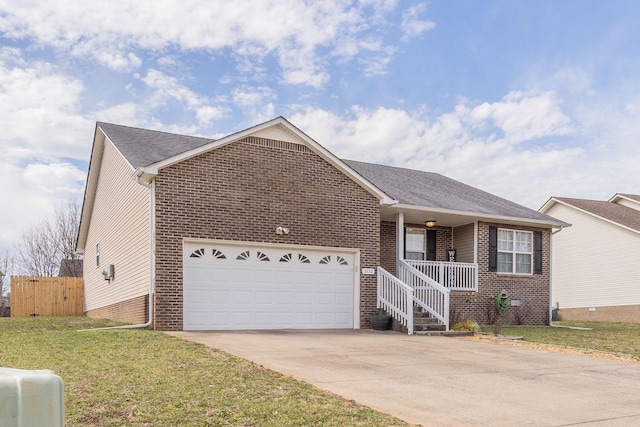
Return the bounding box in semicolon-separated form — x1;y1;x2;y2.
377;211;480;334
377;260;478;334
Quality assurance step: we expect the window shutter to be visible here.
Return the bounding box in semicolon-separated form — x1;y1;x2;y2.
534;231;543;274
427;230;437;261
403;227;406;259
488;226;497;272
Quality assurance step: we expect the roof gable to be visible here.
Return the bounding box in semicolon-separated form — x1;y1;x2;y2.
542;196;640;233
608;193;640;211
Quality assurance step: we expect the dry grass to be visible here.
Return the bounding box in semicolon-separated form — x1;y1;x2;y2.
476;321;640;363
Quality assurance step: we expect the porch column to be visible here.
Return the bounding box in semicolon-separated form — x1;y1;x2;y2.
396;211;404;275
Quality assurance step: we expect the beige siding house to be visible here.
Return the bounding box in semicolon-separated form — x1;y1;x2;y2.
77;117;566;332
540;194;640;322
77;127;154;322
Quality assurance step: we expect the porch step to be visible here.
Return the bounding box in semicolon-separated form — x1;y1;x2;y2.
413;308;446;332
388;310;447;333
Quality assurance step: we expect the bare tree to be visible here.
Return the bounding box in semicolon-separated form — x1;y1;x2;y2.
0;249;13;295
15;200;83;277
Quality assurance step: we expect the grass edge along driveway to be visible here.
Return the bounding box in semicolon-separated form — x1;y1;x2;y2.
0;317;410;427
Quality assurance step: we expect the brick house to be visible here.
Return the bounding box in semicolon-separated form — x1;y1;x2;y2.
76;117;567;332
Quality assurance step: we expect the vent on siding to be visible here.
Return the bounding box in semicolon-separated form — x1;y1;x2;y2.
242;136;311;153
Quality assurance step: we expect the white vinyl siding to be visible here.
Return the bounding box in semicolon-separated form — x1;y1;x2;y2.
547;203;640;309
452;223;475;263
83;137;150;312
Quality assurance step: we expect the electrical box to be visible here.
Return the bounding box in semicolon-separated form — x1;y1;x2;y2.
103;264;115;280
0;367;64;427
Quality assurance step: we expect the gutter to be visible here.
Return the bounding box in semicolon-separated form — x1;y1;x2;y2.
549;225;569;325
79;169;156;332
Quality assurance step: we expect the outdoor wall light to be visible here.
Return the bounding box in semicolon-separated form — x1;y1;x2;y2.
425;220;437;228
275;226;290;235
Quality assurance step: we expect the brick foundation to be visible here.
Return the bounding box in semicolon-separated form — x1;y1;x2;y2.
85;294;149;325
556;305;640;323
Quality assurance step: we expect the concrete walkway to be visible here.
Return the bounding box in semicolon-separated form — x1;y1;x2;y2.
168;330;640;426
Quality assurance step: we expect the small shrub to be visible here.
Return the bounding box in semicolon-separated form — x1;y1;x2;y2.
513;304;532;325
451;319;478;332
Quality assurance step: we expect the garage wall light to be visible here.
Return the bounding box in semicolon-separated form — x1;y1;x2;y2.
275;226;290;235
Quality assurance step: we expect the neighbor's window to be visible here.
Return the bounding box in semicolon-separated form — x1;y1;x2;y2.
497;229;532;274
96;243;100;267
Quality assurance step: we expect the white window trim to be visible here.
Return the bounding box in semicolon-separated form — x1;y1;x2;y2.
497;228;533;275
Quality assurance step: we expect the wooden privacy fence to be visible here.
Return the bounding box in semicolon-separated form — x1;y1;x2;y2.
10;276;84;317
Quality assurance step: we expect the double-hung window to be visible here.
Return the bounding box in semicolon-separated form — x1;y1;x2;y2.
405;228;426;260
497;229;532;274
404;228;437;261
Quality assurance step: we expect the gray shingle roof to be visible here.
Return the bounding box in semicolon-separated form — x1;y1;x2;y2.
344;160;559;223
96;122;560;224
554;197;640;232
98;122;213;168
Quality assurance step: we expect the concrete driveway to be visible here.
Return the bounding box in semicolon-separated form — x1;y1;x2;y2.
168;330;640;426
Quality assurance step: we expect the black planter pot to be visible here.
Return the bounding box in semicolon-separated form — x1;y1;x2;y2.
370;314;391;330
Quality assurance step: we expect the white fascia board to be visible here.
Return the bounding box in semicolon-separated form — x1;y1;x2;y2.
391;203;569;228
538;196;557;213
546;198;640;236
76;126;106;252
139;116;397;204
608;193;640;208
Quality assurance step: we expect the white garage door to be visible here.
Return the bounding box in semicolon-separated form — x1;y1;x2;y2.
183;241;357;331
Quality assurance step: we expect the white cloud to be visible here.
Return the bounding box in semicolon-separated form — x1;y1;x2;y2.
139;69;229;124
467;91;573;144
22;163;86;195
401;4;436;42
290;90;609;210
0;55;92;163
0;0;407;86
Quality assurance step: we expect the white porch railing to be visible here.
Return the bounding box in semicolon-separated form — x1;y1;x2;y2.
377;267;414;335
405;260;478;291
399;260;450;330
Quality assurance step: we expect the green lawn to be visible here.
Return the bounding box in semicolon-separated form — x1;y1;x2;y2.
0;317;409;427
486;321;640;360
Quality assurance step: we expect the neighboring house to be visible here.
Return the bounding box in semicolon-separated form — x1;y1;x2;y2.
58;259;83;277
77;117;566;332
540;194;640;323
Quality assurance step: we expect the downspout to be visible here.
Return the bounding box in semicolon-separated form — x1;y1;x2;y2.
548;225;567;325
79;171;155;332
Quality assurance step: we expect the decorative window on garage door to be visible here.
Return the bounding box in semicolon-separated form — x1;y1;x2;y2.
279;253;311;263
319;255;349;265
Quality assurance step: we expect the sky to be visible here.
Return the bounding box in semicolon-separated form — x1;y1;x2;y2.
0;0;639;253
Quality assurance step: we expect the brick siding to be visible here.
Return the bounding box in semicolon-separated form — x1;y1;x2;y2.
380;221;396;274
85;294;149;324
153;137;380;331
450;222;551;326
